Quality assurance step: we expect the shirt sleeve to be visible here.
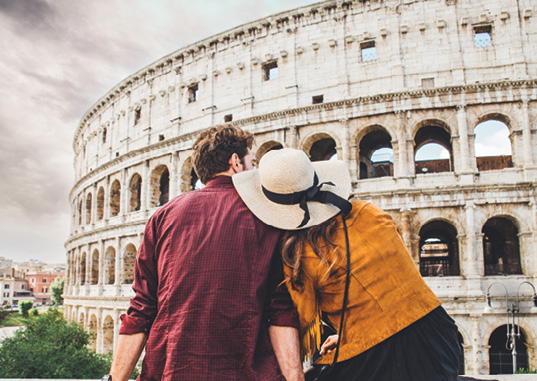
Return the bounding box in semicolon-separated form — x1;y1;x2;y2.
119;214;160;335
265;249;299;328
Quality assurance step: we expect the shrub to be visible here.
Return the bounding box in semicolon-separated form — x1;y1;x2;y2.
29;308;39;316
18;300;33;317
0;309;111;378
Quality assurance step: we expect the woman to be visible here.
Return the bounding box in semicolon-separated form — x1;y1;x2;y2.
233;148;460;381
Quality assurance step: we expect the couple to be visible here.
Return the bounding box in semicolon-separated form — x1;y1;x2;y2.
108;125;460;380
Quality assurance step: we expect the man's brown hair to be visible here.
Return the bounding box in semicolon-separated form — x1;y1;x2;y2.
192;125;254;184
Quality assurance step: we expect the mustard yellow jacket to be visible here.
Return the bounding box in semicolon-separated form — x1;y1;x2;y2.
283;201;441;364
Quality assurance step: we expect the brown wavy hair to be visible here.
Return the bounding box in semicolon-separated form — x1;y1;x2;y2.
192;125;254;184
280;216;341;291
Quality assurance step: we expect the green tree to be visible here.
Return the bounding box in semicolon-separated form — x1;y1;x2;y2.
0;309;111;379
18;300;33;317
51;277;65;306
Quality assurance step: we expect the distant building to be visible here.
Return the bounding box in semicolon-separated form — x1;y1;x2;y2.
27;272;64;305
0;275;33;307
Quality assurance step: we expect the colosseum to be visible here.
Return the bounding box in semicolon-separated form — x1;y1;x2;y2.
64;0;537;375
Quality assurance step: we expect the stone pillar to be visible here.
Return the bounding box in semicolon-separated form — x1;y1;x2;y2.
521;99;535;169
113;309;121;355
121;168;128;219
142;160;150;214
85;244;91;291
114;236;121;287
91;183;97;225
456;105;472;174
288;126;298;149
104;175;110;222
470;314;485;374
395;111;412;182
98;240;105;295
400;209;415;262
170;151;179;198
465;201;482;296
96;308;104;354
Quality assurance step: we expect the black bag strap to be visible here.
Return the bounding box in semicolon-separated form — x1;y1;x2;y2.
330;213;352;365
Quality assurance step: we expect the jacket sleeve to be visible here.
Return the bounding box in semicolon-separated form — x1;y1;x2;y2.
119;215;160;335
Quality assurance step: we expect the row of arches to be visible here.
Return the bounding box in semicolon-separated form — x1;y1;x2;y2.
75;165;173;226
76;311;115;355
419;217;522;277
67;244;137;286
358;119;512;179
73;114;521;228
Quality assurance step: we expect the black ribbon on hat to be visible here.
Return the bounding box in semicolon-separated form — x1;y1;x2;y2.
261;172;352;228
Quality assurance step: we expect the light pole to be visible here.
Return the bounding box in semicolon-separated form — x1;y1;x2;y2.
484;281;537;374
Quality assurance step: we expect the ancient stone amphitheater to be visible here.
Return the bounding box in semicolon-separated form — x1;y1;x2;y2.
64;0;537;375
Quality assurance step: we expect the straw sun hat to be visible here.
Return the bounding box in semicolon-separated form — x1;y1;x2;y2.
232;148;353;230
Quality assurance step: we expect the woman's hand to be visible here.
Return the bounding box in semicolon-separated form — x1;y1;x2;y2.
319;335;339;355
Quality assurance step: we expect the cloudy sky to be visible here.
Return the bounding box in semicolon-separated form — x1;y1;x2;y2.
0;0;317;264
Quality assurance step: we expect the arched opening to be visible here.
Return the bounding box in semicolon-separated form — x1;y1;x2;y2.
110;180;121;217
85;193;92;225
181;158;201;192
150;165;170;207
122;244;137;284
255;141;284;162
90;250;99;285
104;247;116;285
488;325;528;374
418;220;460;276
128;173;142;212
96;187;105;221
414;125;453;174
102;315;115;355
79;252;86;286
78;312;85;327
309;137;337;162
482;217;522;275
474;119;513;171
358;128;393;179
89;314;98;351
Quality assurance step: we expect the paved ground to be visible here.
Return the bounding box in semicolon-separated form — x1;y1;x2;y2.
0;326;19;343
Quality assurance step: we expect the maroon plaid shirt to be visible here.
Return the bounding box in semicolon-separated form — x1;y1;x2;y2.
120;176;298;380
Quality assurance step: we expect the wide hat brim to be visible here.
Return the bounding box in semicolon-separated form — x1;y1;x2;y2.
233;160;352;230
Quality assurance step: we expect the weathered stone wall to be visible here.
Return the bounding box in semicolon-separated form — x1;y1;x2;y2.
65;0;537;374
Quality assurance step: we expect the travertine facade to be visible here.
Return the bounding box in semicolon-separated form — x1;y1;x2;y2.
64;0;537;374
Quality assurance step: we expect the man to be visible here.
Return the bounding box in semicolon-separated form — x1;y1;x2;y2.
107;125;304;380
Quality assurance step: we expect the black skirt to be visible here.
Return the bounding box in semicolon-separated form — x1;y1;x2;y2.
309;306;461;381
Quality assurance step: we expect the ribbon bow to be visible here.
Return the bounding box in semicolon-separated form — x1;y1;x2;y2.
262;172;352;228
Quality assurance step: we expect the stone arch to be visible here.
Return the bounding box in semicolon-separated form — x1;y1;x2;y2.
413;119;453;174
122;243;137;284
104;247;116;285
78;312;85;326
89;314;98;351
482;216;522;275
96;187;105;221
79;252;87;286
90;249;99;285
356;125;394;179
110;180;121;217
150;165;170;207
255;140;284;162
102;315;115;355
301;132;339;162
418;219;460;277
85;192;92;225
488;324;529;374
473;114;513;171
128;173;142;212
180;157;201;193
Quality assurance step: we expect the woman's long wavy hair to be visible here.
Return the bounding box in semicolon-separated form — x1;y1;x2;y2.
280;215;342;291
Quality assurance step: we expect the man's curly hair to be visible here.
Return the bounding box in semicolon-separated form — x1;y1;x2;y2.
192;125;254;184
